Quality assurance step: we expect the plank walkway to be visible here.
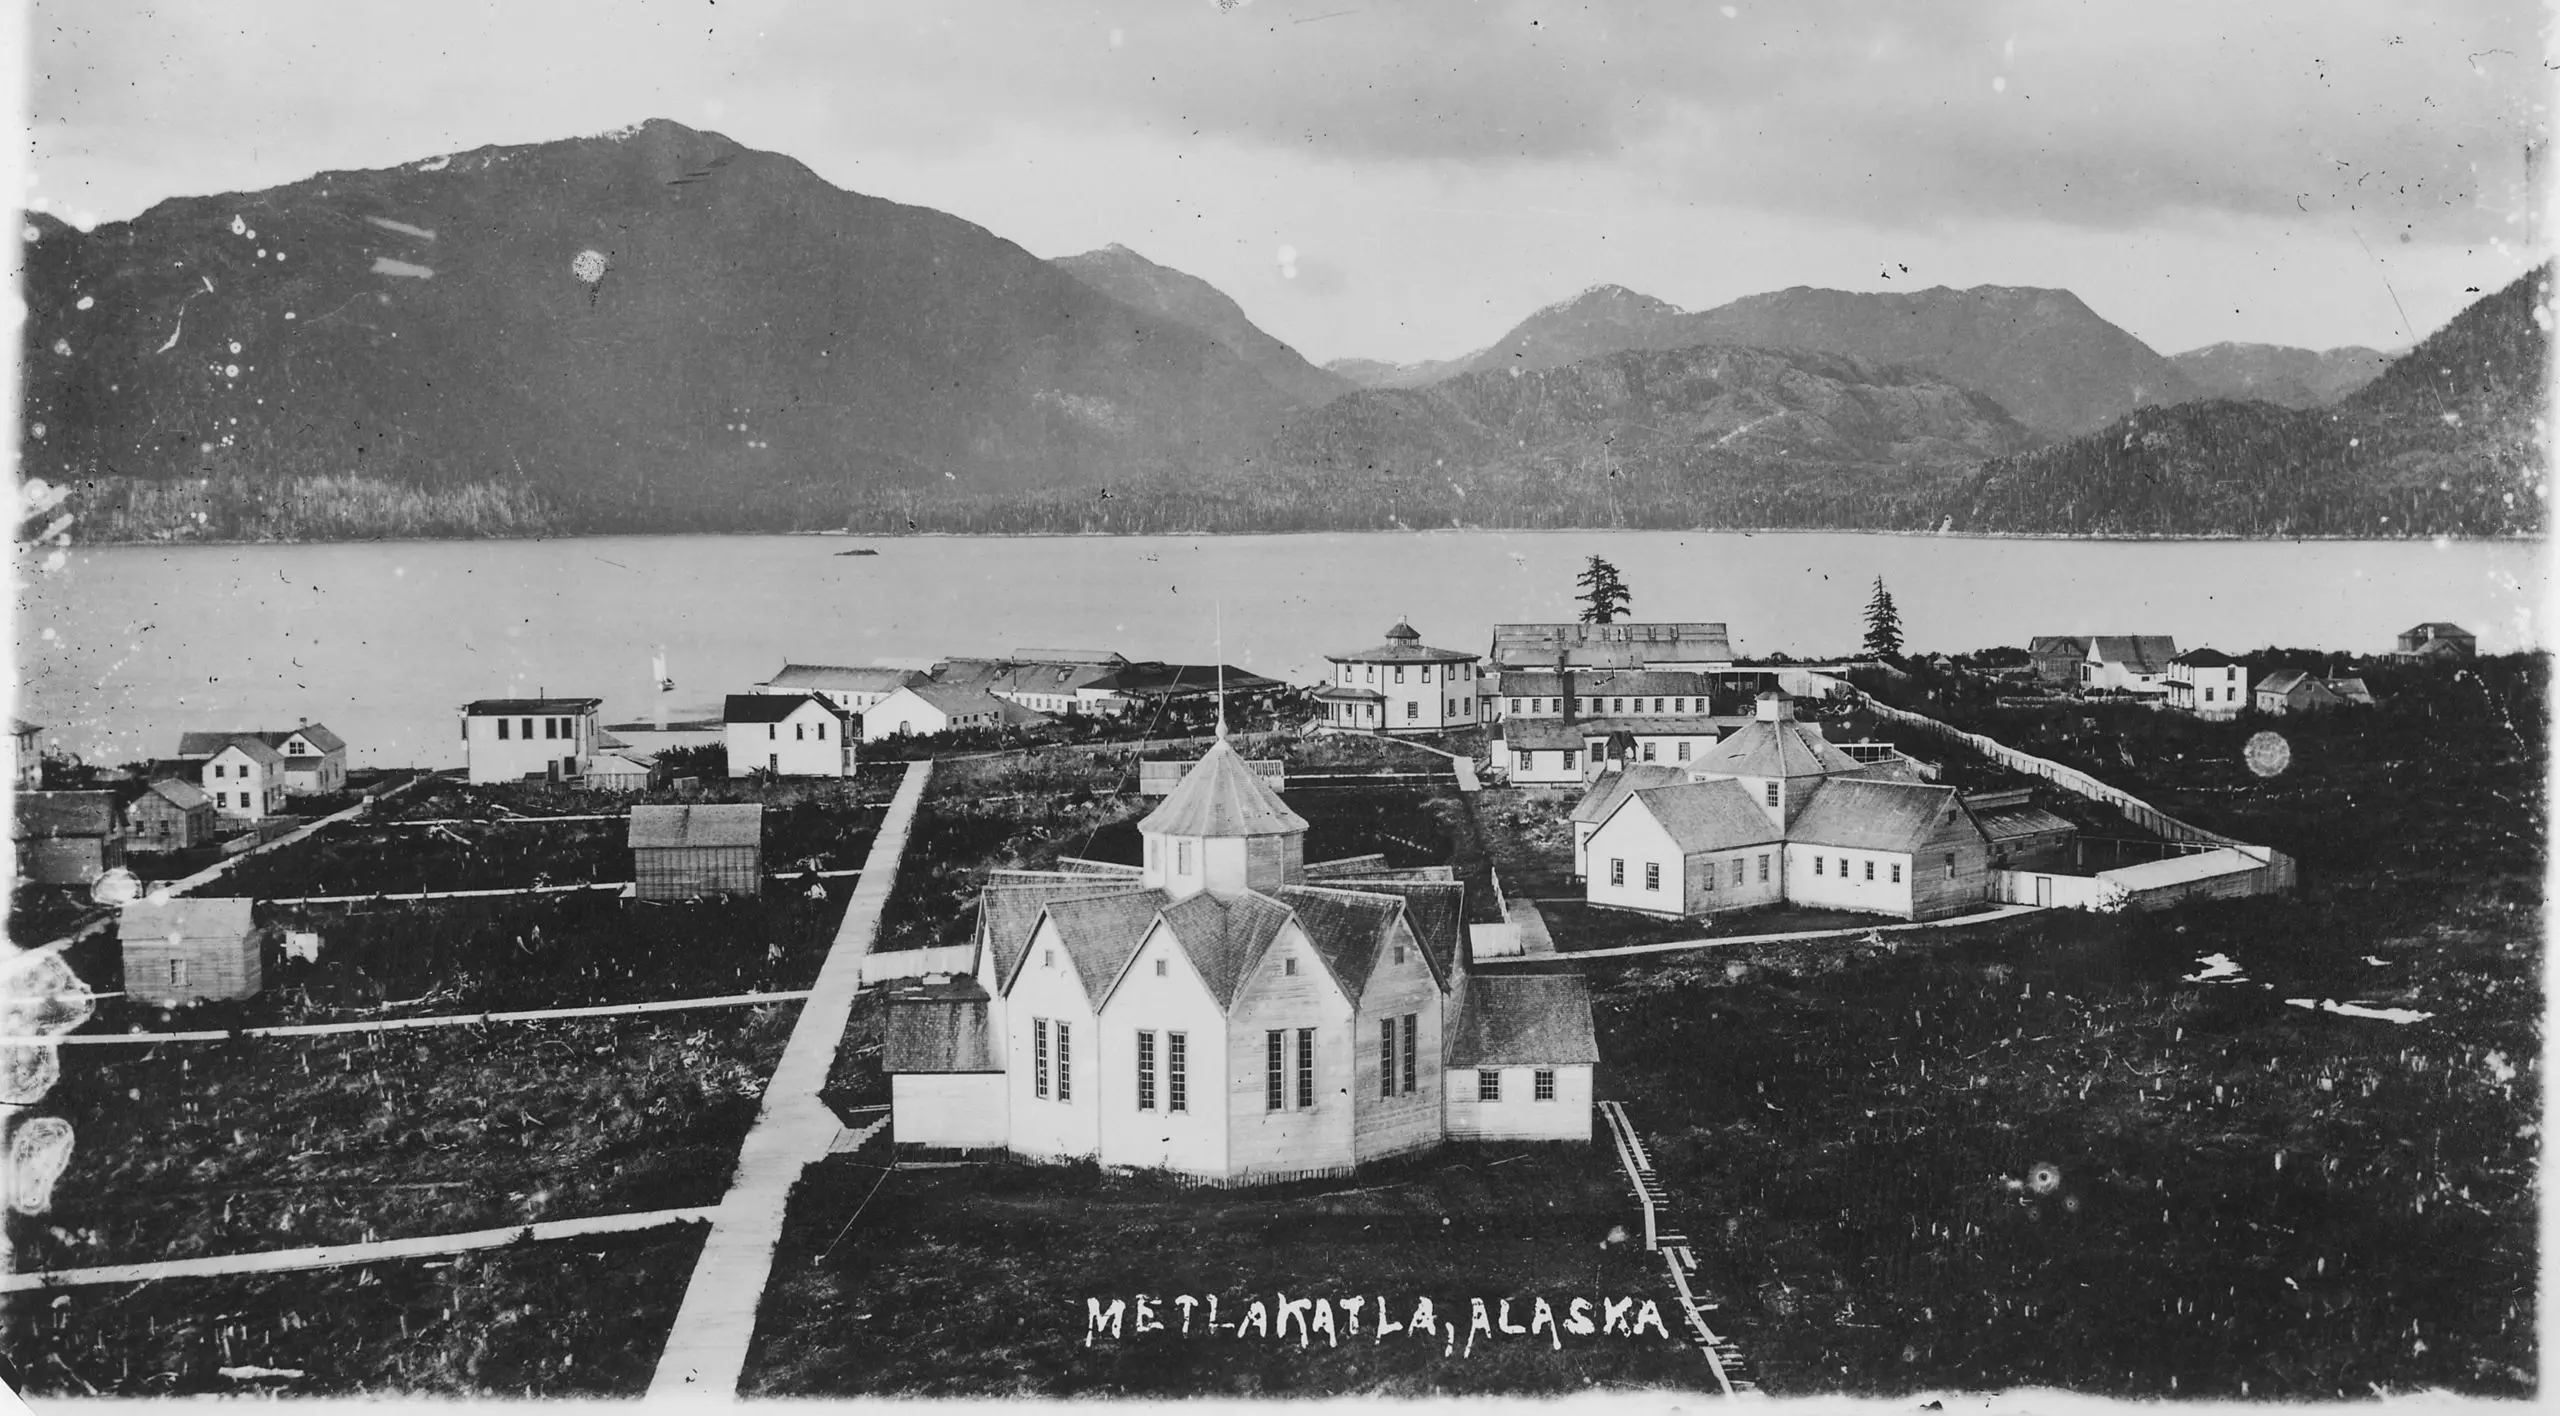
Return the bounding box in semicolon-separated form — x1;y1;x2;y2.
2;1206;718;1293
1477;903;2043;965
255;868;861;906
647;757;933;1400
2;989;814;1047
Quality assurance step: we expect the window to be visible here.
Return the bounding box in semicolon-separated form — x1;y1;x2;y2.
1865;860;1875;881
1509;698;1522;714
1137;1031;1157;1111
1177;841;1192;874
521;718;534;740
1677;742;1691;761
1034;1019;1050;1098
1478;1069;1502;1102
1393;943;1407;965
1654;698;1665;713
1732;858;1745;887
1380;1019;1397;1099
1419;666;1432;683
1891;862;1903;883
1517;751;1532;772
1045;948;1055;968
1674;697;1685;713
1945;852;1958;880
496;718;510;740
1394;666;1406;683
1534;1069;1557;1102
1641;742;1656;762
1401;1013;1418;1093
1296;1028;1314;1108
1758;854;1771;882
1703;861;1716;892
169;959;187;988
768;724;778;740
544;717;558;740
1285;956;1297;976
1406;701;1418;722
1765;781;1780;806
1168;1032;1188;1111
794;724;804;741
1530;698;1542;713
1563;750;1579;770
1838;857;1848;877
1154;958;1168;977
1815;856;1824;876
1645;862;1661;892
1266;1031;1284;1111
213;764;225;778
1056;1022;1072;1101
768;753;779;771
1612;697;1625;713
1609;858;1625;887
215;791;227;808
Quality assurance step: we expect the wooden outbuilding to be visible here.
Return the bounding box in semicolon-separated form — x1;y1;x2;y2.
13;790;127;885
628;803;764;899
129;778;219;852
120;896;262;1004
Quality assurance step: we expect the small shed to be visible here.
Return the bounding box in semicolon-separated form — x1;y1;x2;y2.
1964;788;2078;871
120;896;262;1004
628;803;764;899
13;790;127;885
882;975;1006;1150
129;778;219;852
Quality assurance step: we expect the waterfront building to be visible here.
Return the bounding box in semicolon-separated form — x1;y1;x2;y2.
458;697;604;785
2165;649;2247;720
1315;622;1482;733
723;693;855;777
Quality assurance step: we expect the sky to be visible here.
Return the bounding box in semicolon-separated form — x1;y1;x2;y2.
20;0;2554;365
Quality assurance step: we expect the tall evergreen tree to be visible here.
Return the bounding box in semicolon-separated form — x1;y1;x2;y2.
1576;555;1632;624
1862;576;1905;658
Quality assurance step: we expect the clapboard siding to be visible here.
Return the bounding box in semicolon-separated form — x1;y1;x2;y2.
632;844;760;899
1225;921;1355;1177
892;1074;1007;1149
1351;918;1444;1163
1909;814;1993;920
123;936;261;1005
1444;1064;1592;1141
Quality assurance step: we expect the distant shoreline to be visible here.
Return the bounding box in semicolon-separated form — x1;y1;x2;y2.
57;526;2553;551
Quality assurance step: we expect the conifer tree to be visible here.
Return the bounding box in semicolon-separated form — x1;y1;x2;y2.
1862;576;1905;658
1576;555;1632;625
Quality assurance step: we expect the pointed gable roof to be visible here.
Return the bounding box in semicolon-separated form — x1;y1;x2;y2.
1300;878;1464;984
2087;636;2180;672
1270;885;1404;1006
1787;778;1976;853
1139;739;1308;838
1155;890;1296;1009
1622;779;1780;855
1692;717;1861;780
144;778;211;811
1569;764;1690;825
976;875;1152;985
1023;888;1171;1009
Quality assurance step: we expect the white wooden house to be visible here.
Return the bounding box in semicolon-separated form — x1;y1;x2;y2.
459;698;604;784
1314;622;1482;733
193;736;290;821
723;693;855;777
884;738;1596;1182
2080;636;2180;694
1579;690;1993;922
270;724;347;795
865;683;1039;741
2165;649;2246;720
755;663;924;716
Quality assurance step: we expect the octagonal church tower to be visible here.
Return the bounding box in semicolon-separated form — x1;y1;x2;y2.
1138;738;1309;900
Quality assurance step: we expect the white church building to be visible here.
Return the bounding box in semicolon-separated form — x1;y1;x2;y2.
882;738;1598;1182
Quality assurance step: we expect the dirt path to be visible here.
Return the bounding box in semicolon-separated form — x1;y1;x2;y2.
646;757;932;1400
5;988;814;1048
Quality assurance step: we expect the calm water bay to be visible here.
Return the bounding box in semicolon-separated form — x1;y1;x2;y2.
13;531;2547;768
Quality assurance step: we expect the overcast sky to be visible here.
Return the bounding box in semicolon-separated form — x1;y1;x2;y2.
25;0;2551;364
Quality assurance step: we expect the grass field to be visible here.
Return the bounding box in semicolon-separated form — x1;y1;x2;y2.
9;1008;789;1274
740;1141;1714;1397
3;1226;705;1397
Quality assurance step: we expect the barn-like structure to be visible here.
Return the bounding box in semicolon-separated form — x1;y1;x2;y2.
628;803;764;899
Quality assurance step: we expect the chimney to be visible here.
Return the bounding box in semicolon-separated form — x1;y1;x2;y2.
1556;652;1574;726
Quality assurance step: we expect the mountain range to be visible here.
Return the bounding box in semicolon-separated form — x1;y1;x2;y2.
16;118;2541;541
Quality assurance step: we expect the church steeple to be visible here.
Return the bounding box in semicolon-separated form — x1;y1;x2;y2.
1139;740;1308;900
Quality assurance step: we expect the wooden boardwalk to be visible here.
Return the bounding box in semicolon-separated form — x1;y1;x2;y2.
646;757;932;1400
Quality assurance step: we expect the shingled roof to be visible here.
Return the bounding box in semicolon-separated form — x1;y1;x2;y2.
762;663;922;693
723;692;846;724
1036;889;1172;1009
143;778;211;811
977;876;1155;986
1691;714;1861;780
1271;885;1405;1006
1569;765;1690;825
1489;622;1735;669
1324;622;1479;665
119;896;255;947
1787;778;1971;853
1626;779;1780;855
881;976;1000;1074
1139;739;1308;839
626;803;763;849
2087;636;2180;673
176;732;287;766
1156;890;1295;1010
1308;878;1465;982
1446;974;1600;1068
